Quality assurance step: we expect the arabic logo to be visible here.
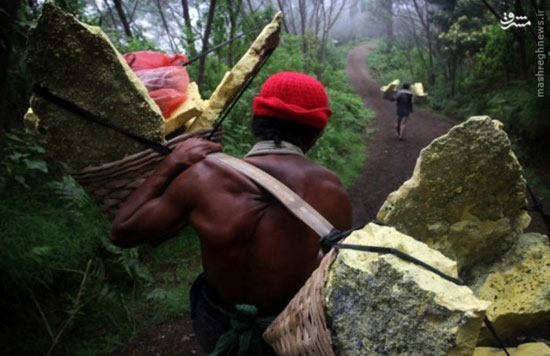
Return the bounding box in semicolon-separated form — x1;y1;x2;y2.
500;12;531;30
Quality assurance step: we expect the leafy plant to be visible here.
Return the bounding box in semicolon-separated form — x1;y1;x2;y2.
1;130;48;189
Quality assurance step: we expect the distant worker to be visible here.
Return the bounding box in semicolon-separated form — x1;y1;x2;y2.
110;72;352;355
393;83;414;141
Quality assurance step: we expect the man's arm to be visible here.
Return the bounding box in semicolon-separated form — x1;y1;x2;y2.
110;138;221;247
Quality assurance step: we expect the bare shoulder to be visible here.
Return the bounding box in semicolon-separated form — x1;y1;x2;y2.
298;158;346;191
169;155;261;199
298;159;352;230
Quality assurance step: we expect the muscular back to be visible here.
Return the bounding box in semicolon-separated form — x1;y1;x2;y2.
111;140;352;310
175;154;351;308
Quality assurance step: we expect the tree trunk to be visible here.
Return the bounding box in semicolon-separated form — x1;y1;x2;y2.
101;0;119;28
181;0;197;56
412;0;435;85
319;0;346;63
227;0;242;67
450;55;457;97
275;0;290;34
298;0;308;55
0;0;24;138
156;0;179;53
198;0;217;87
384;0;393;48
112;0;133;37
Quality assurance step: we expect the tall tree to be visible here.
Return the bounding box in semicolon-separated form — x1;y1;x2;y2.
298;0;308;54
181;0;197;55
198;0;218;86
0;0;25;137
384;0;394;44
156;0;179;53
226;0;243;67
112;0;133;37
318;0;347;62
411;0;435;84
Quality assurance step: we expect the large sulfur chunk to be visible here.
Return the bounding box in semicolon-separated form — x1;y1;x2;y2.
380;79;400;100
324;223;490;356
26;4;165;170
411;82;428;104
470;233;550;345
377;116;530;275
164;82;205;135
473;342;550;356
188;12;282;132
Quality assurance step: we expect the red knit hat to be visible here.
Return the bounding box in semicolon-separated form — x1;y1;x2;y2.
253;72;332;129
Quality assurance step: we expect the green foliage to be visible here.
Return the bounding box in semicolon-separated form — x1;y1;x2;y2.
0;131;150;354
1;130;48;189
134;227;202;323
367;41;415;85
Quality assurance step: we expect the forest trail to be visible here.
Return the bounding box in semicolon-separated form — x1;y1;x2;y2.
112;43;548;356
346;43;549;235
346;44;455;225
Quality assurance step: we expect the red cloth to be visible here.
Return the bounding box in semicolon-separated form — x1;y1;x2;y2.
123;51;189;118
123;51;188;70
253;72;332;129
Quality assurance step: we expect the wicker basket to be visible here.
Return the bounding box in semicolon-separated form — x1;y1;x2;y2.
263;249;337;356
71;128;220;221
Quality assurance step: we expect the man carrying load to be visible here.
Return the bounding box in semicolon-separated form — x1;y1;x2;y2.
110;72;352;355
393;83;414;141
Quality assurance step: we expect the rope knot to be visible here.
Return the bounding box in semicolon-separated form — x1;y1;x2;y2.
231;304;259;331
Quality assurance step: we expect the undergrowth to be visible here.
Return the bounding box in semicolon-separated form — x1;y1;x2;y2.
0;131;150;355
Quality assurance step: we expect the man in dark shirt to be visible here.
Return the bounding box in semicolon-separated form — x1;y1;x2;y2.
110;72;352;355
394;83;414;141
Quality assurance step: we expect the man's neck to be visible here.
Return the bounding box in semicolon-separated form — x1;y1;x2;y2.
245;140;305;158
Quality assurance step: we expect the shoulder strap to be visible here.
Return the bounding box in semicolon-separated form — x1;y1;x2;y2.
207;152;334;238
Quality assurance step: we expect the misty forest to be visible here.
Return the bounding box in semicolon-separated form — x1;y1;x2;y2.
0;0;548;354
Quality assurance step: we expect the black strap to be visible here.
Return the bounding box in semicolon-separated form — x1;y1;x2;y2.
483;316;511;356
32;84;173;156
182;26;262;67
333;242;463;285
207;49;274;140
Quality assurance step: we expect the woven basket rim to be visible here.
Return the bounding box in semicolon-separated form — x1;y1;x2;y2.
71;128;213;175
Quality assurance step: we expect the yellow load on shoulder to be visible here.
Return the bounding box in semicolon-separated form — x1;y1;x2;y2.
380;79;400;100
23;4;282;220
24;4;281;171
411;82;428;104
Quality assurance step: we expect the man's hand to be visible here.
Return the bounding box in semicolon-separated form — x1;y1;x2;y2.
110;138;221;248
168;138;222;168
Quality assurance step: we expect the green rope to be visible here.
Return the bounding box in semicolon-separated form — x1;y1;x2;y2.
209;304;275;356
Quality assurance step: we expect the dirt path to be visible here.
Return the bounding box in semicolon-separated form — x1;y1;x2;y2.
346;44;549;235
346;44;455;224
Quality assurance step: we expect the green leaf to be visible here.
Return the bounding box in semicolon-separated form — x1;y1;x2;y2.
14;175;29;188
146;287;169;301
31;246;53;256
23;159;48;173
